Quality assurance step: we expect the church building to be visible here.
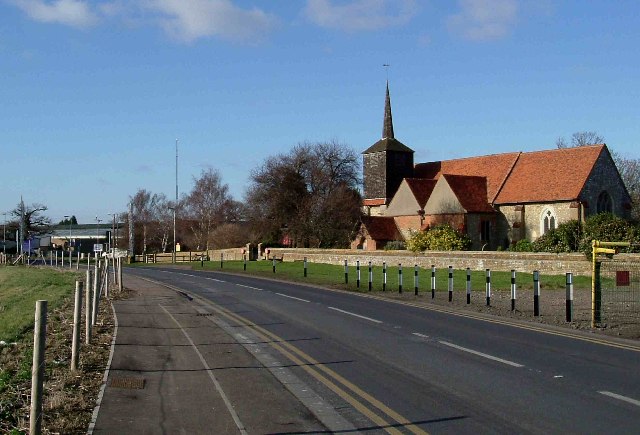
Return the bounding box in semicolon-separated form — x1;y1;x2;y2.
353;83;632;251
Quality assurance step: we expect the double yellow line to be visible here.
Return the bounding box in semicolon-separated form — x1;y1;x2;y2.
204;298;428;435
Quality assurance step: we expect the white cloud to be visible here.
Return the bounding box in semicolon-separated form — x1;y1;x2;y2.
142;0;278;43
9;0;98;28
304;0;418;32
447;0;518;41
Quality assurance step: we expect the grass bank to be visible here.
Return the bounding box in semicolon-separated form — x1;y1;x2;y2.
180;259;592;292
0;266;79;342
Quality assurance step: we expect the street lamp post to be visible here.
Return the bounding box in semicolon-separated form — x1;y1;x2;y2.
64;215;71;256
173;138;178;264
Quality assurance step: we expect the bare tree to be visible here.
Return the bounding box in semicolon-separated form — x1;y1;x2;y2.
245;140;362;248
11;200;52;244
556;131;605;148
184;168;235;251
130;189;160;255
612;152;640;221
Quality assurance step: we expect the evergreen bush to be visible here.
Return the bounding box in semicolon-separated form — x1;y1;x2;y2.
406;224;471;252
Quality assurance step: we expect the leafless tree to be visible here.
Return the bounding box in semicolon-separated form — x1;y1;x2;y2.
184;168;236;251
130;189;161;255
11;201;51;236
245;140;362;248
556;131;605;148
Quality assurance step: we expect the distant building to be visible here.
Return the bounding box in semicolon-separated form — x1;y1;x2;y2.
47;223;124;254
353;83;631;250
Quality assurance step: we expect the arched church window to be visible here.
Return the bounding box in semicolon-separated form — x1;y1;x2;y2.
541;208;556;235
597;191;613;213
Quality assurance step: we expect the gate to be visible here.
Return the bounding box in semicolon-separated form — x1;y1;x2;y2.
592;241;640;327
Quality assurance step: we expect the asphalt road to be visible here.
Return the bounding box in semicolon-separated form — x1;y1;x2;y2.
127;266;640;434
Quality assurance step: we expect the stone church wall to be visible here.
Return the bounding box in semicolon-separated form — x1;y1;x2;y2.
580;149;631;219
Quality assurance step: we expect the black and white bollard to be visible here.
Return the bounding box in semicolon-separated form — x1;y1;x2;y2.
356;260;360;288
566;272;573;322
304;257;308;277
383;262;387;291
243;254;247;271
398;263;403;294
220;253;224;269
466;268;471;304
448;266;453;302
272;258;276;273
414;264;419;296
533;270;540;316
485;269;491;306
431;265;436;299
510;269;517;311
344;260;348;284
368;261;372;291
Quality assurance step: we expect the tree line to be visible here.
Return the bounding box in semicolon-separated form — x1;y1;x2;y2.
125;140;362;255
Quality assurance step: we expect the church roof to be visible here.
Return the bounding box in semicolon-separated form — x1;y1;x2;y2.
363;137;414;154
494;144;606;204
360;216;401;241
414;152;520;202
404;178;437;208
442;175;495;213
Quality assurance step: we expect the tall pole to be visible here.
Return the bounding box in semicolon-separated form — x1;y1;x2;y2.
2;212;6;256
64;215;70;264
173;138;178;264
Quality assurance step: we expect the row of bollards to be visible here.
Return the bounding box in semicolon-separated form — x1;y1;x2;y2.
30;256;122;434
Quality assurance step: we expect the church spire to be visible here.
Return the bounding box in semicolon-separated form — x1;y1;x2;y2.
382;81;394;139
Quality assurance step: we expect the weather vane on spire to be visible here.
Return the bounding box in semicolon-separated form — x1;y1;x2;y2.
383;63;390;81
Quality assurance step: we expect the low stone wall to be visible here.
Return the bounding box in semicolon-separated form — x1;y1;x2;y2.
148;247;640;276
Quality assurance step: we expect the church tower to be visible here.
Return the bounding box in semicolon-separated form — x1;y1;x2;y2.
362;82;414;215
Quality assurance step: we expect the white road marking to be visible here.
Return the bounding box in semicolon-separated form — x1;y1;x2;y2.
412;332;430;339
236;284;262;290
204;277;226;282
275;292;310;303
328;307;382;324
599;391;640;407
439;341;524;368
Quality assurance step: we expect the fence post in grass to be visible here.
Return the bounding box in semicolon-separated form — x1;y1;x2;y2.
92;262;99;326
368;261;372;291
533;270;540;316
118;258;123;292
485;269;491;306
304;257;308;277
104;259;110;299
30;300;47;435
466;268;471;304
85;270;93;344
414;264;419;296
76;251;80;270
448;266;453;302
383;262;387;291
398;263;403;293
510;270;517;311
344;260;348;284
71;280;83;372
243;254;247;271
356;260;360;288
566;272;573;322
272;257;276;273
431;265;436;299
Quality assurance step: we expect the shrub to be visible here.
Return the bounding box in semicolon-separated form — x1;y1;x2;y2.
510;239;534;252
406;224;471;252
579;213;640;256
384;240;406;251
532;220;582;253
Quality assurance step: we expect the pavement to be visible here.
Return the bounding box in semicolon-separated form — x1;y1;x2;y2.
90;275;327;435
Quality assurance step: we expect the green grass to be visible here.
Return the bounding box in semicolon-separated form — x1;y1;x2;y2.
184;259;591;293
0;266;79;342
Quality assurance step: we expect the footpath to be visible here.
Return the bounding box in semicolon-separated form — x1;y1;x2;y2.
90;275;326;434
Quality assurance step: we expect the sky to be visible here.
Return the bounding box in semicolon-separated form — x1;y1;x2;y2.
1;0;639;225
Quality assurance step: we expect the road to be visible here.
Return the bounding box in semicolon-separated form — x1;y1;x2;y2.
126;266;640;434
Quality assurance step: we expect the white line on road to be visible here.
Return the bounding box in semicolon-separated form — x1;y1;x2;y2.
236;284;262;290
439;341;524;368
412;333;430;339
275;293;310;303
599;391;640;407
204;277;226;282
328;307;382;324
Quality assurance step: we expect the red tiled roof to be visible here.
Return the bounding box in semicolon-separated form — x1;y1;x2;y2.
414;152;520;202
494;145;605;204
443;174;495;213
404;178;437;208
361;216;401;241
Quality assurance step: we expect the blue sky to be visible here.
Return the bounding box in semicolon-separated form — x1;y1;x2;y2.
1;0;639;224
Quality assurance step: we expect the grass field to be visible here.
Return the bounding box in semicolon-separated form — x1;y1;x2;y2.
0;266;80;342
181;259;592;293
